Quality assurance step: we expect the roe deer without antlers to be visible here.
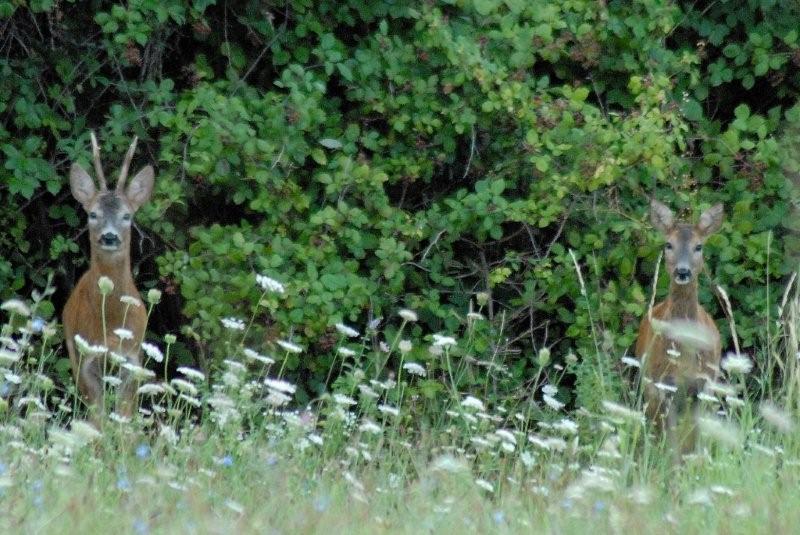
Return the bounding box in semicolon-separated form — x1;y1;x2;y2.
635;200;724;454
63;132;154;417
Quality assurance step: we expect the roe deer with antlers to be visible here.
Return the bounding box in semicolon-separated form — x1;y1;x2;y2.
635;200;724;454
63;132;154;417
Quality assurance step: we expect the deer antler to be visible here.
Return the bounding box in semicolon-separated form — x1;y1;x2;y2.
89;131;107;191
117;136;139;191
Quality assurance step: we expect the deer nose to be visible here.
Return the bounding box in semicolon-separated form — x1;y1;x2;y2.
100;232;120;247
674;267;692;283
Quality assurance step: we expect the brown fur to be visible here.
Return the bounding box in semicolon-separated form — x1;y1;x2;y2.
635;200;723;454
62;133;153;417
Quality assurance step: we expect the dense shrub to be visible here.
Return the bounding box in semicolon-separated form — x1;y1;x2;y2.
2;0;800;405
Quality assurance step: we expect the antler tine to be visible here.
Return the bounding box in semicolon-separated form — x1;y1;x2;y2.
89;131;107;190
117;136;139;191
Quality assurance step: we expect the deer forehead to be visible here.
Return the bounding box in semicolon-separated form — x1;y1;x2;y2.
88;192;132;217
666;224;703;246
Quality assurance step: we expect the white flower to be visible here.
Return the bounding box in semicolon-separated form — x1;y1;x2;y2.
759;402;795;433
120;295;142;307
224;499;245;515
432;334;457;347
141;342;164;363
276;340;303;354
359;420;382;435
177;367;205;382
71;421;102;442
221;317;246;331
243;348;275;365
402;362;426;377
223;359;246;373
113;328;133;341
179;394;201;407
601;400;645;423
109;351;128;365
97;276;114;295
264;378;296;394
541;384;558;396
103;376;122;387
108;412;130;424
335;323;360;338
654;382;677;393
398;309;418;322
461;395;486;411
430;454;468;473
721;353;753;375
159;425;178;445
377;404;400;417
697;392;718;403
398;340;413;353
543;395;564;411
494;429;517;445
475;479;494;493
122;362;156;381
620;357;641;368
256;274;285;294
338;347;356;357
696;415;741;448
552;418;579;435
357;384;379;399
467;312;484;321
0;348;20;364
170;378;198;396
333;393;357;406
137;384;165;396
307;433;324;446
1;299;30;317
73;334;107;355
266;391;292;407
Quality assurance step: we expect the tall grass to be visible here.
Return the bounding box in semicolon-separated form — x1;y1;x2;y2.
0;270;799;534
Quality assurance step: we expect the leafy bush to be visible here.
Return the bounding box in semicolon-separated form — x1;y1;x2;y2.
2;0;800;402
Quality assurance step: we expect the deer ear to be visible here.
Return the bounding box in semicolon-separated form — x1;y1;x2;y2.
650;200;674;234
697;203;724;238
70;163;96;209
126;165;154;212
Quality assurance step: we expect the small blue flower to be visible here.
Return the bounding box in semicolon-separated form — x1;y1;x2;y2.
117;477;131;491
492;510;506;525
313;494;331;513
32;494;44;508
135;443;150;459
221;455;234;467
31;479;43;492
593;500;607;513
560;498;574;510
0;383;8;397
133;518;149;535
31;317;46;333
0;461;7;476
265;454;278;466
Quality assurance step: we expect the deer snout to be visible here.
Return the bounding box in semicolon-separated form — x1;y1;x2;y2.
674;266;692;284
99;232;122;249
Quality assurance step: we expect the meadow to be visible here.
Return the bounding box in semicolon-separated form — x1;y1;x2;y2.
1;269;799;535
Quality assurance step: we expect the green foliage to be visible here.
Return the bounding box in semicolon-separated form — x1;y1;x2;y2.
2;0;800;400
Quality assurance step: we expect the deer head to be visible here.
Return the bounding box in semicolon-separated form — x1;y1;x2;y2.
650;200;724;286
69;133;153;262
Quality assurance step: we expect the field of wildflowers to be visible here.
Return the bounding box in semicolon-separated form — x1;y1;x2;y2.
1;271;799;534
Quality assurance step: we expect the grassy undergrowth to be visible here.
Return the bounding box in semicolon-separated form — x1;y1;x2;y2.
1;273;799;534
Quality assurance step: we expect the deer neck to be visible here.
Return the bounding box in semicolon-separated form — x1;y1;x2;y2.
89;248;133;286
667;279;699;320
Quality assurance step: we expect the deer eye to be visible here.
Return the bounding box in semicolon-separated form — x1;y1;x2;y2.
89;212;98;220
694;244;702;252
665;243;673;251
122;213;131;222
